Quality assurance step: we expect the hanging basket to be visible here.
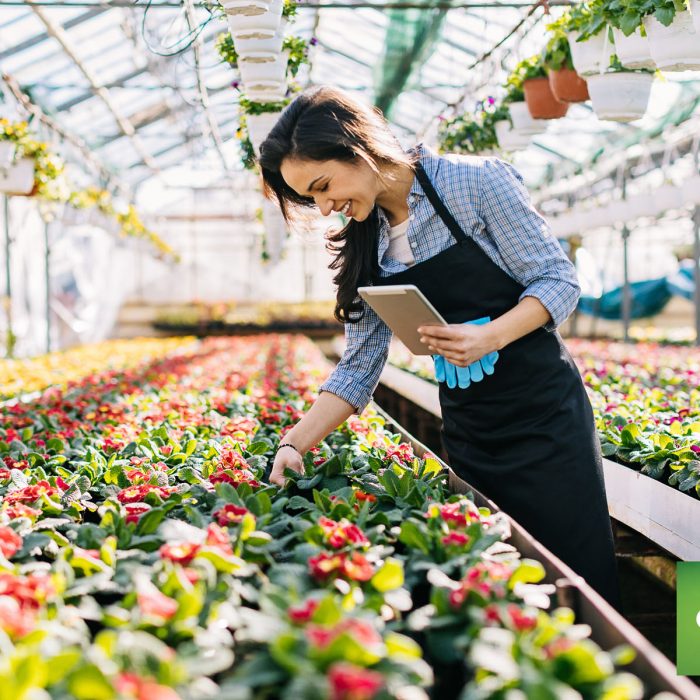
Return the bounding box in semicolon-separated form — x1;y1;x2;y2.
245;83;287;102
239;51;288;86
494;120;532;151
222;0;271;16
611;27;655;70
523;77;569;119
693;0;700;33
0;157;35;195
247;111;282;155
507;101;548;135
234;30;285;61
643;10;700;71
226;0;283;39
568;30;612;76
586;71;654;122
0;141;16;168
548;68;590;103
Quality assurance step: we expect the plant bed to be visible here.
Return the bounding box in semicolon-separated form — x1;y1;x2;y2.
1;335;695;698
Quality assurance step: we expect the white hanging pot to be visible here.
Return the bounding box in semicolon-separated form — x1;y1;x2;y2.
245;83;287;102
226;0;283;39
643;10;700;71
247;111;282;155
234;30;284;61
693;0;700;33
568;29;613;76
494;120;532;151
611;27;655;69
507;101;548;135
222;0;271;15
239;50;288;85
0;141;16;168
0;157;35;195
586;71;654;122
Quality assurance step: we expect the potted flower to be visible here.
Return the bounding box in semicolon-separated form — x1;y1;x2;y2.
226;0;283;39
639;0;700;70
221;0;271;17
602;0;655;69
517;55;569;120
437;110;497;156
556;2;615;76
542;29;590;103
485;103;532;152
502;78;547;136
0;119;64;198
586;54;655;122
240;95;289;156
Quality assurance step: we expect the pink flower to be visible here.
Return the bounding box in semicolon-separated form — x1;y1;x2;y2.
124;503;151;524
160;542;200;565
0;527;22;559
441;531;470;548
288;599;319;624
137;580;178;620
327;663;384;700
213;503;250;526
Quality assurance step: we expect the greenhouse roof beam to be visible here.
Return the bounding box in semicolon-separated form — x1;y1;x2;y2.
0;7;107;61
26;0;160;174
54;66;149;111
183;0;231;176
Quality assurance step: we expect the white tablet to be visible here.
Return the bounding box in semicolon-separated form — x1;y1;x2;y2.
357;284;448;355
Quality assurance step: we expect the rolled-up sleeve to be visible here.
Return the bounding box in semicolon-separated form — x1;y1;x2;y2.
319;298;392;412
479;158;580;330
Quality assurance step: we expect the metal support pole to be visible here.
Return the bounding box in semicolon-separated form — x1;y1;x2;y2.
2;195;13;358
621;224;631;343
693;205;700;347
44;219;51;353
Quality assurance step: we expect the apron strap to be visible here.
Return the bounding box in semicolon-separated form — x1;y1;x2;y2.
414;162;468;245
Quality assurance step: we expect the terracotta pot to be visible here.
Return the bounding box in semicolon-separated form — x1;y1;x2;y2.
548;68;590;103
523;77;570;119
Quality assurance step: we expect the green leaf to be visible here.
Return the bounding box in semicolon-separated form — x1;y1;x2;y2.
399;520;431;554
248;440;272;455
135;507;166;535
371;558;404;592
67;665;115;700
385;632;423;660
185;438;198;456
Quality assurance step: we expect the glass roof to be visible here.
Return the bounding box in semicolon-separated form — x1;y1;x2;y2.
0;0;698;205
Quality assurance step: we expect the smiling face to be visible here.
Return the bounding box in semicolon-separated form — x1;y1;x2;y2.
279;156;382;222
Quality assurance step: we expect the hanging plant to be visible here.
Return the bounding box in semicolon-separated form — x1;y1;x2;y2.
0;119;65;199
282;35;310;77
236;115;258;171
282;0;299;20
542;30;590;103
437;100;498;156
238;95;290;115
216;32;239;67
515;55;569;120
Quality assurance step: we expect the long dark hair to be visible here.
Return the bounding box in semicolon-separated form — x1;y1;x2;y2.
259;86;415;323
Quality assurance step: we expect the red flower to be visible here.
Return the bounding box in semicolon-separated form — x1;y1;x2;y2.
353;490;377;504
115;673;181;700
209;469;260;489
213;503;250;526
0;571;55;609
306;618;382;651
0;597;36;638
117;484;175;504
288;599;319;624
507;604;537;632
384;442;414;465
205;523;233;556
160;542;200;565
441;531;470;548
124;503;151;524
308;551;374;583
327;663;384;700
425;500;481;529
137;580;178;620
318;517;369;549
4;503;41;520
4;481;58;505
0;468;11;482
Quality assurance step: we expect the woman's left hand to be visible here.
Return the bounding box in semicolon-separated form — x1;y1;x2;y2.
418;323;498;367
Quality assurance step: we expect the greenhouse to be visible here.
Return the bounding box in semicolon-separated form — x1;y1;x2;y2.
1;0;700;697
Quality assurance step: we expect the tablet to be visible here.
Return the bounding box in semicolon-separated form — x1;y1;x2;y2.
358;284;447;355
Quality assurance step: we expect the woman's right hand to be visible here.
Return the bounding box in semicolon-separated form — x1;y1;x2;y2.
269;445;304;487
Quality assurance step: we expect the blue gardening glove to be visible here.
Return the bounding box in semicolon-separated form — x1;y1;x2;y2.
432;316;499;389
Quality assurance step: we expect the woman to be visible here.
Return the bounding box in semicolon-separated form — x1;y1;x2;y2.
259;86;621;610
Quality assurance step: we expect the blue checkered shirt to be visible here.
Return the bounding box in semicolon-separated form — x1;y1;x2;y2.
320;143;581;412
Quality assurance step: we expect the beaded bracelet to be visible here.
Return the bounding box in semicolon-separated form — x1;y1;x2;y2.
277;442;303;458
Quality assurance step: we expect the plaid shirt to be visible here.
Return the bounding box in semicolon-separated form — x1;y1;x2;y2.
320;143;581;412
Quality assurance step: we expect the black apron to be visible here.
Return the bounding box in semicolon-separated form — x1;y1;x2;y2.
373;162;621;609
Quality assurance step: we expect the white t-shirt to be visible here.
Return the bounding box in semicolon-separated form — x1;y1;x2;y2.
387;218;415;266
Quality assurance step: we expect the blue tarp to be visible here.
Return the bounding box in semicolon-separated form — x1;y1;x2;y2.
577;262;696;320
